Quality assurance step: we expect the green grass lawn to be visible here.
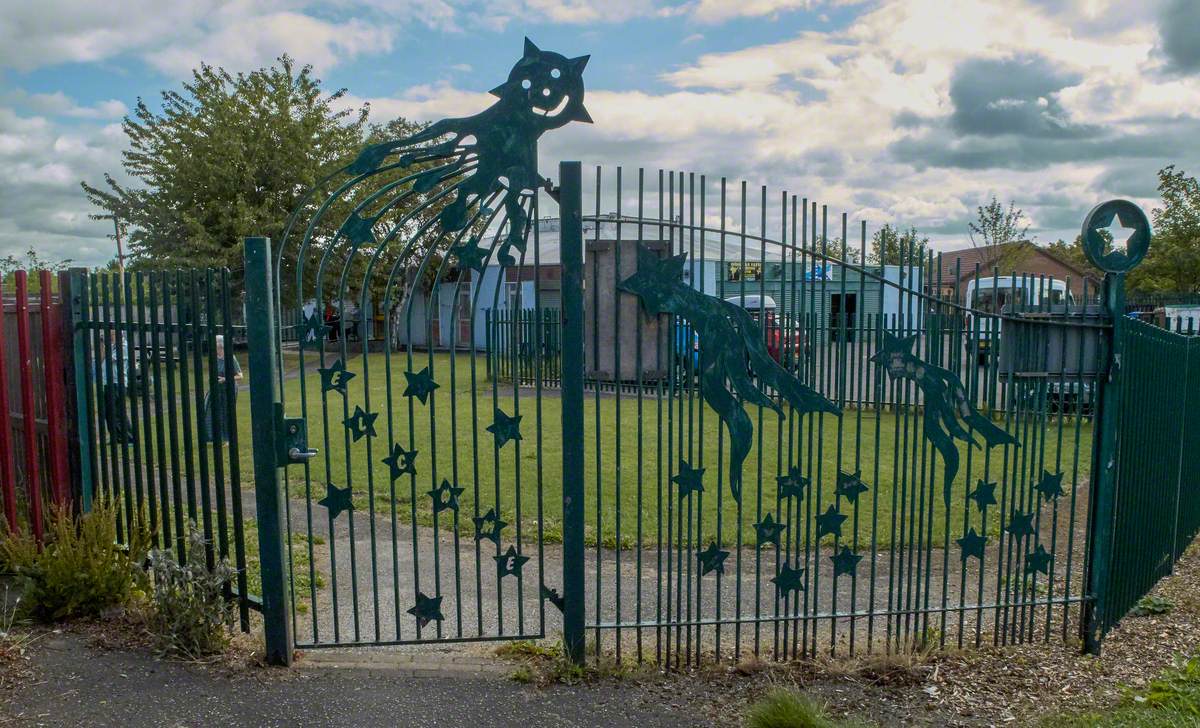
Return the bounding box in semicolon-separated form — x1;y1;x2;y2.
222;351;1092;550
99;350;1092;551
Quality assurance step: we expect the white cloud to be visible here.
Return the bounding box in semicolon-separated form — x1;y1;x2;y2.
6;0;1198;263
143;12;395;77
353;0;1200;249
0;106;128;266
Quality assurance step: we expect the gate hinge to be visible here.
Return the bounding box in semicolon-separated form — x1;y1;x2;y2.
542;178;561;202
275;403;318;466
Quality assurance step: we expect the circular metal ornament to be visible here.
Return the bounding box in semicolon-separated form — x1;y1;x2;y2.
1081;199;1151;274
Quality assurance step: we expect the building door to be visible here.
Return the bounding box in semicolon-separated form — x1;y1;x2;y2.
830;292;857;343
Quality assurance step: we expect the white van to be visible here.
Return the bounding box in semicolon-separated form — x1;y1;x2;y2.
963;275;1073;365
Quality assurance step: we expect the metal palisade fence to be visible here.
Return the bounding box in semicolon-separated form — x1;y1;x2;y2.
49;178;1200;668
67;268;254;630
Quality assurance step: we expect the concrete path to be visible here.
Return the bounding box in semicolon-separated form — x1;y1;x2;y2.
4;632;704;728
280;485;1089;657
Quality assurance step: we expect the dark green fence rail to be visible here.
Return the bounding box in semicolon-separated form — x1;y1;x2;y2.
1094;319;1200;636
70;268;256;629
485;307;561;387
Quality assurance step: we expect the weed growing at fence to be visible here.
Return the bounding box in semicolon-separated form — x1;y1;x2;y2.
0;501;149;622
744;687;872;728
1047;654;1200;727
1129;595;1174;617
147;525;235;658
493;639;643;685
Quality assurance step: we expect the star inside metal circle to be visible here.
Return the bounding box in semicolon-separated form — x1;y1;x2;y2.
1080;199;1152;273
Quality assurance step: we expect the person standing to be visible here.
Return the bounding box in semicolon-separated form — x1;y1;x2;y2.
200;335;243;444
99;333;135;444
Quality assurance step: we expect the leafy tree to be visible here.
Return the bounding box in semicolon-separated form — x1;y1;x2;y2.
968;195;1033;272
0;247;73;278
83;57;367;280
81;57;453;309
1128;165;1200;294
868;224;929;266
969;196;1031;247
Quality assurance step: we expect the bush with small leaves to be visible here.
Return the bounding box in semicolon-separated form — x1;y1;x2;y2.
147;525;236;658
0;500;150;622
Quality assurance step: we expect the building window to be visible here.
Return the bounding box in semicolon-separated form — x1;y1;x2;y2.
728;261;763;282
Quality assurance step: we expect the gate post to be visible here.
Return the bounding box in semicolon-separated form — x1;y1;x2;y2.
243;236;294;666
1083;270;1124;654
559;161;586;665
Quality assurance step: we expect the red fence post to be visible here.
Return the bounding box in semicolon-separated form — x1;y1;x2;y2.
0;276;16;531
41;271;70;507
14;271;43;541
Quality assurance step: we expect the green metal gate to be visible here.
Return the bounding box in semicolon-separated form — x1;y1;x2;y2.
568;172;1108;665
234;42;1134;664
66;43;1191;667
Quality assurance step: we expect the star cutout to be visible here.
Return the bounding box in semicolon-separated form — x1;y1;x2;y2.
815;505;847;539
451;237;490;272
1005;509;1036;539
428;479;464;515
486;408;523;449
969;479;998;511
407;591;444;628
495;545;530;578
1096;218;1134;255
956;527;988;561
776;466;809;499
382;443;418;481
830;546;862;578
317;358;355;395
771;563;806;598
697;541;729;575
301;310;328;342
1035;470;1065;501
1024;544;1053;576
541;584;565;613
672;459;705;499
755;513;788;548
616;245;688;316
835;470;869;505
403;367;440;404
317;482;353;520
473;508;507;546
342;406;378;442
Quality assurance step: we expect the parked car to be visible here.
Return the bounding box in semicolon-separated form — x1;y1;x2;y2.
676;294;806;371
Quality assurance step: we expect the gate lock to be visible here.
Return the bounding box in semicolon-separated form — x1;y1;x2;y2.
275;403;318;466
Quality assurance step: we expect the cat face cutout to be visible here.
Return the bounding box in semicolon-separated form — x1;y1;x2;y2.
491;38;592;126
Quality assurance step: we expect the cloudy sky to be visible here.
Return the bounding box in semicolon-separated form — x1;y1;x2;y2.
2;0;1198;267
